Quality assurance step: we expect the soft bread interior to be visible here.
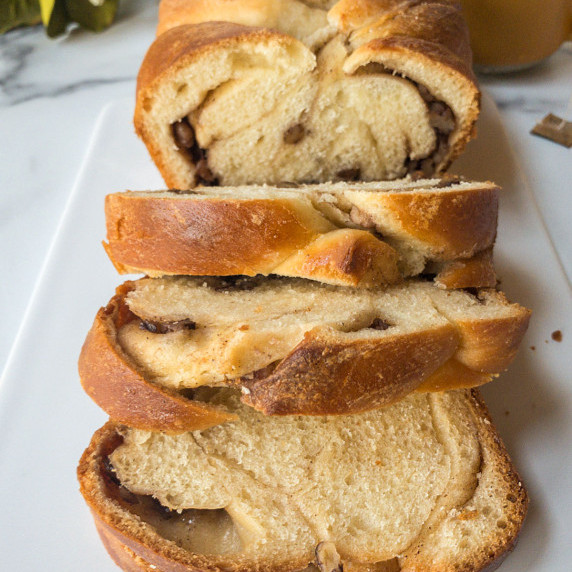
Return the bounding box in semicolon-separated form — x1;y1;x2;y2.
199;36;438;184
118;276;452;387
117;276;526;389
81;391;527;571
107;389;500;567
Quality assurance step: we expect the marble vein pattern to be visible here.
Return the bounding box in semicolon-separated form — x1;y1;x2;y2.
0;28;135;107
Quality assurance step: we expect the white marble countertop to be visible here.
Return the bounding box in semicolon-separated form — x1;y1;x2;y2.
1;1;571;369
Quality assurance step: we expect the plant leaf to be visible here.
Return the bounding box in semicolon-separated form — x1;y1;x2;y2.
64;0;119;33
1;0;119;37
0;0;42;34
39;0;70;37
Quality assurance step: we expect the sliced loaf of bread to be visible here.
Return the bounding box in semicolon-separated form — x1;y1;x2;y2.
78;388;528;572
104;178;498;288
79;277;530;433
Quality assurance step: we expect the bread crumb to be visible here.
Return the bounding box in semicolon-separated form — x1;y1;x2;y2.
551;330;563;342
456;509;479;521
529;345;535;351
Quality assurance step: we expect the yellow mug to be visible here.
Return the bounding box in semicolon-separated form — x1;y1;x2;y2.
460;0;572;72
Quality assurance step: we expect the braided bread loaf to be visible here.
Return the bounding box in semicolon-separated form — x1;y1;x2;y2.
135;0;479;188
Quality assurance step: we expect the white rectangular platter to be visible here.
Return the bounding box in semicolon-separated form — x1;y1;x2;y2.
0;94;570;571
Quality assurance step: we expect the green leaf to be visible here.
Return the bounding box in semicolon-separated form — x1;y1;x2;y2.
39;0;70;37
0;0;42;34
1;0;119;37
65;0;119;33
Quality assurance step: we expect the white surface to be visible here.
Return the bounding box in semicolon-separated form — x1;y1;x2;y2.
0;94;570;570
0;0;158;370
478;45;572;281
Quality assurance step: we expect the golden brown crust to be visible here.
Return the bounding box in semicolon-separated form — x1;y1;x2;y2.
157;0;208;37
157;0;280;37
103;183;498;288
241;325;458;415
375;188;497;259
104;193;400;287
415;359;492;393
434;249;497;290
93;516;157;572
454;304;532;373
78;285;237;434
327;0;407;34
343;1;475;77
273;228;401;286
465;389;528;571
105;193;324;276
78;391;528;572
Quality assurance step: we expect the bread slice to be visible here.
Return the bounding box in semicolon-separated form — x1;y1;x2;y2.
135;1;479;188
78;388;528;572
104;178;498;289
79;277;530;433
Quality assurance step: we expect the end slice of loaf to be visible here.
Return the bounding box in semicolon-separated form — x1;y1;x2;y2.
78;277;530;433
78;388;528;572
135;1;479;188
104;178;499;289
